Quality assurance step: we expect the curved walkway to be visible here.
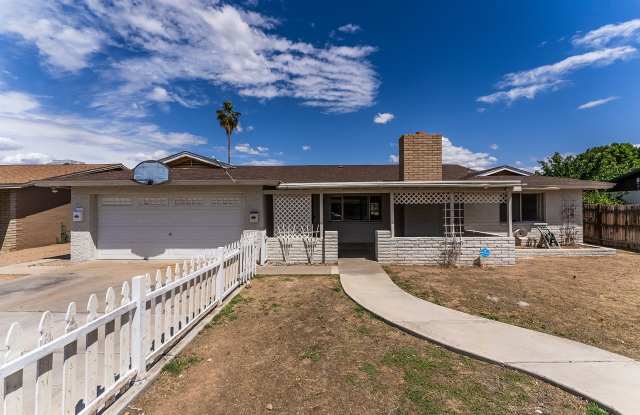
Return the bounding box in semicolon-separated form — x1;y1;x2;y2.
339;258;640;415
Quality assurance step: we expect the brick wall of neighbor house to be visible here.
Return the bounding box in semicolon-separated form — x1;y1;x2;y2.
375;230;516;266
16;204;71;250
399;132;443;181
0;190;17;253
14;187;71;250
266;230;338;264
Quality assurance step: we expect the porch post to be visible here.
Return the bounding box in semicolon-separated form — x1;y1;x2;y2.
390;192;395;237
507;189;513;236
319;192;324;236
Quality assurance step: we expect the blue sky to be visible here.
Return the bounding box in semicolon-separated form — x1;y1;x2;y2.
0;1;639;170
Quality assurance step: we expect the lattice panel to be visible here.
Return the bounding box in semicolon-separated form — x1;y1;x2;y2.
459;192;507;204
394;191;506;205
273;194;312;232
394;192;450;205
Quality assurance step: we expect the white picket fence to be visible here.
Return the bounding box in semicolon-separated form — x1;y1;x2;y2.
0;231;265;415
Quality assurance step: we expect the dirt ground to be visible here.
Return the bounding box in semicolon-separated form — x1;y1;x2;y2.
386;251;640;360
130;275;588;415
0;243;69;267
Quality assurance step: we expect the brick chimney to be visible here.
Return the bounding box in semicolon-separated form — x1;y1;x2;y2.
399;131;443;181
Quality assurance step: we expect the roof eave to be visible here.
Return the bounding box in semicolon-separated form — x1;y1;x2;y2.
34;179;280;187
276;180;522;190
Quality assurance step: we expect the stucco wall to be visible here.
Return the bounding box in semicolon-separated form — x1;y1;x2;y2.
375;230;516;266
266;230;338;264
70;186;265;261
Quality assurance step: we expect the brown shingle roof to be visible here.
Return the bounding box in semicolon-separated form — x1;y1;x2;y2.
45;164;475;183
40;163;612;189
0;164;118;186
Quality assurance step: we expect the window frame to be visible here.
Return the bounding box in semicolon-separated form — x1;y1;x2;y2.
500;193;544;223
327;194;384;222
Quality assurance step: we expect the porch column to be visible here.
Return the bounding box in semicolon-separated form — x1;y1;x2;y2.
319;192;324;236
507;189;513;236
390;192;395;237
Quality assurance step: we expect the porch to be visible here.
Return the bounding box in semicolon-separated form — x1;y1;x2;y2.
265;188;518;266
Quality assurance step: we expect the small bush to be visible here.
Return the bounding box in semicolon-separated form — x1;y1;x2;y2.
162;355;202;376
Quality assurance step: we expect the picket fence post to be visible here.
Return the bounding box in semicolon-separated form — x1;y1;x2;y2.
131;275;147;379
216;247;225;301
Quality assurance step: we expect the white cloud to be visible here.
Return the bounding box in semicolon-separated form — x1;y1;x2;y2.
2;1;379;114
235;143;269;155
147;87;172;103
497;47;635;88
443;137;497;170
243;158;283;166
0;90;206;167
489;143;499;150
0;91;41;114
1;152;52;164
478;46;636;105
573;19;640;49
0;2;104;72
0;136;22;150
337;24;362;34
577;96;619;110
373;112;395;124
302;145;311;151
388;154;399;163
478;81;565;105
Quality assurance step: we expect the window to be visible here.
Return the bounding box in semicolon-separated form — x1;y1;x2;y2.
329;196;342;221
500;193;544;222
328;195;383;222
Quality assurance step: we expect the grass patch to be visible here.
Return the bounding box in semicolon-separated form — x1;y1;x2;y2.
586;402;609;415
162;355;202;376
356;324;371;336
209;294;251;326
359;362;378;378
300;345;321;362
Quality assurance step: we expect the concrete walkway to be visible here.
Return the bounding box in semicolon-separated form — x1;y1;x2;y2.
339;258;640;415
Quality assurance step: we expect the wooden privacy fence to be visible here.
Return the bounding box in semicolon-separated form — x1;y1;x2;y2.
0;230;266;415
584;204;640;251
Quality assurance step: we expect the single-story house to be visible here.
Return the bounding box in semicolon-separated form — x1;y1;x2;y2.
611;168;640;204
1;163;119;252
38;132;613;265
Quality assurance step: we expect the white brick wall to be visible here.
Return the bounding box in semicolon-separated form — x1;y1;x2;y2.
375;230;516;266
266;230;338;264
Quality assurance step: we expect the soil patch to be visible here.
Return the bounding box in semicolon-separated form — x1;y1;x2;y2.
386;251;640;360
130;275;588;415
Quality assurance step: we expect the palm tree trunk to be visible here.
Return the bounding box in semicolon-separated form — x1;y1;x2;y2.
227;132;231;164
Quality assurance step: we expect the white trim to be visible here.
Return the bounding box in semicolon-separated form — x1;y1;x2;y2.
159;152;231;168
475;166;532;177
276;180;522;190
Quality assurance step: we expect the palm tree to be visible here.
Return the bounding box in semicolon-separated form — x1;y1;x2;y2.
216;101;241;164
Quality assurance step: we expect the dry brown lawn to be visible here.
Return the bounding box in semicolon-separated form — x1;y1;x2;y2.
129;275;588;415
386;251;640;360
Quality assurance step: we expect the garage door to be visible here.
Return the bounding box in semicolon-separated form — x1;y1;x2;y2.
96;194;245;259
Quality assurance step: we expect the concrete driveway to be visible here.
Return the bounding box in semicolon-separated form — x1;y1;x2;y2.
0;258;175;352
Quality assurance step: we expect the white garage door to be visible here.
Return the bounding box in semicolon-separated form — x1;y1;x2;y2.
97;194;245;259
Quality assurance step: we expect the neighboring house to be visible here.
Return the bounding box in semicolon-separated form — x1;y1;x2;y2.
0;164;120;252
611;168;640;204
38;133;612;265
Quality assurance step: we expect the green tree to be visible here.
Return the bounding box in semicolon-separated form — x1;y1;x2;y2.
538;143;640;205
216;101;241;164
538;143;640;181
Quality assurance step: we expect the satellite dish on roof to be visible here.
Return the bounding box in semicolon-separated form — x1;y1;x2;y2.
133;160;169;185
